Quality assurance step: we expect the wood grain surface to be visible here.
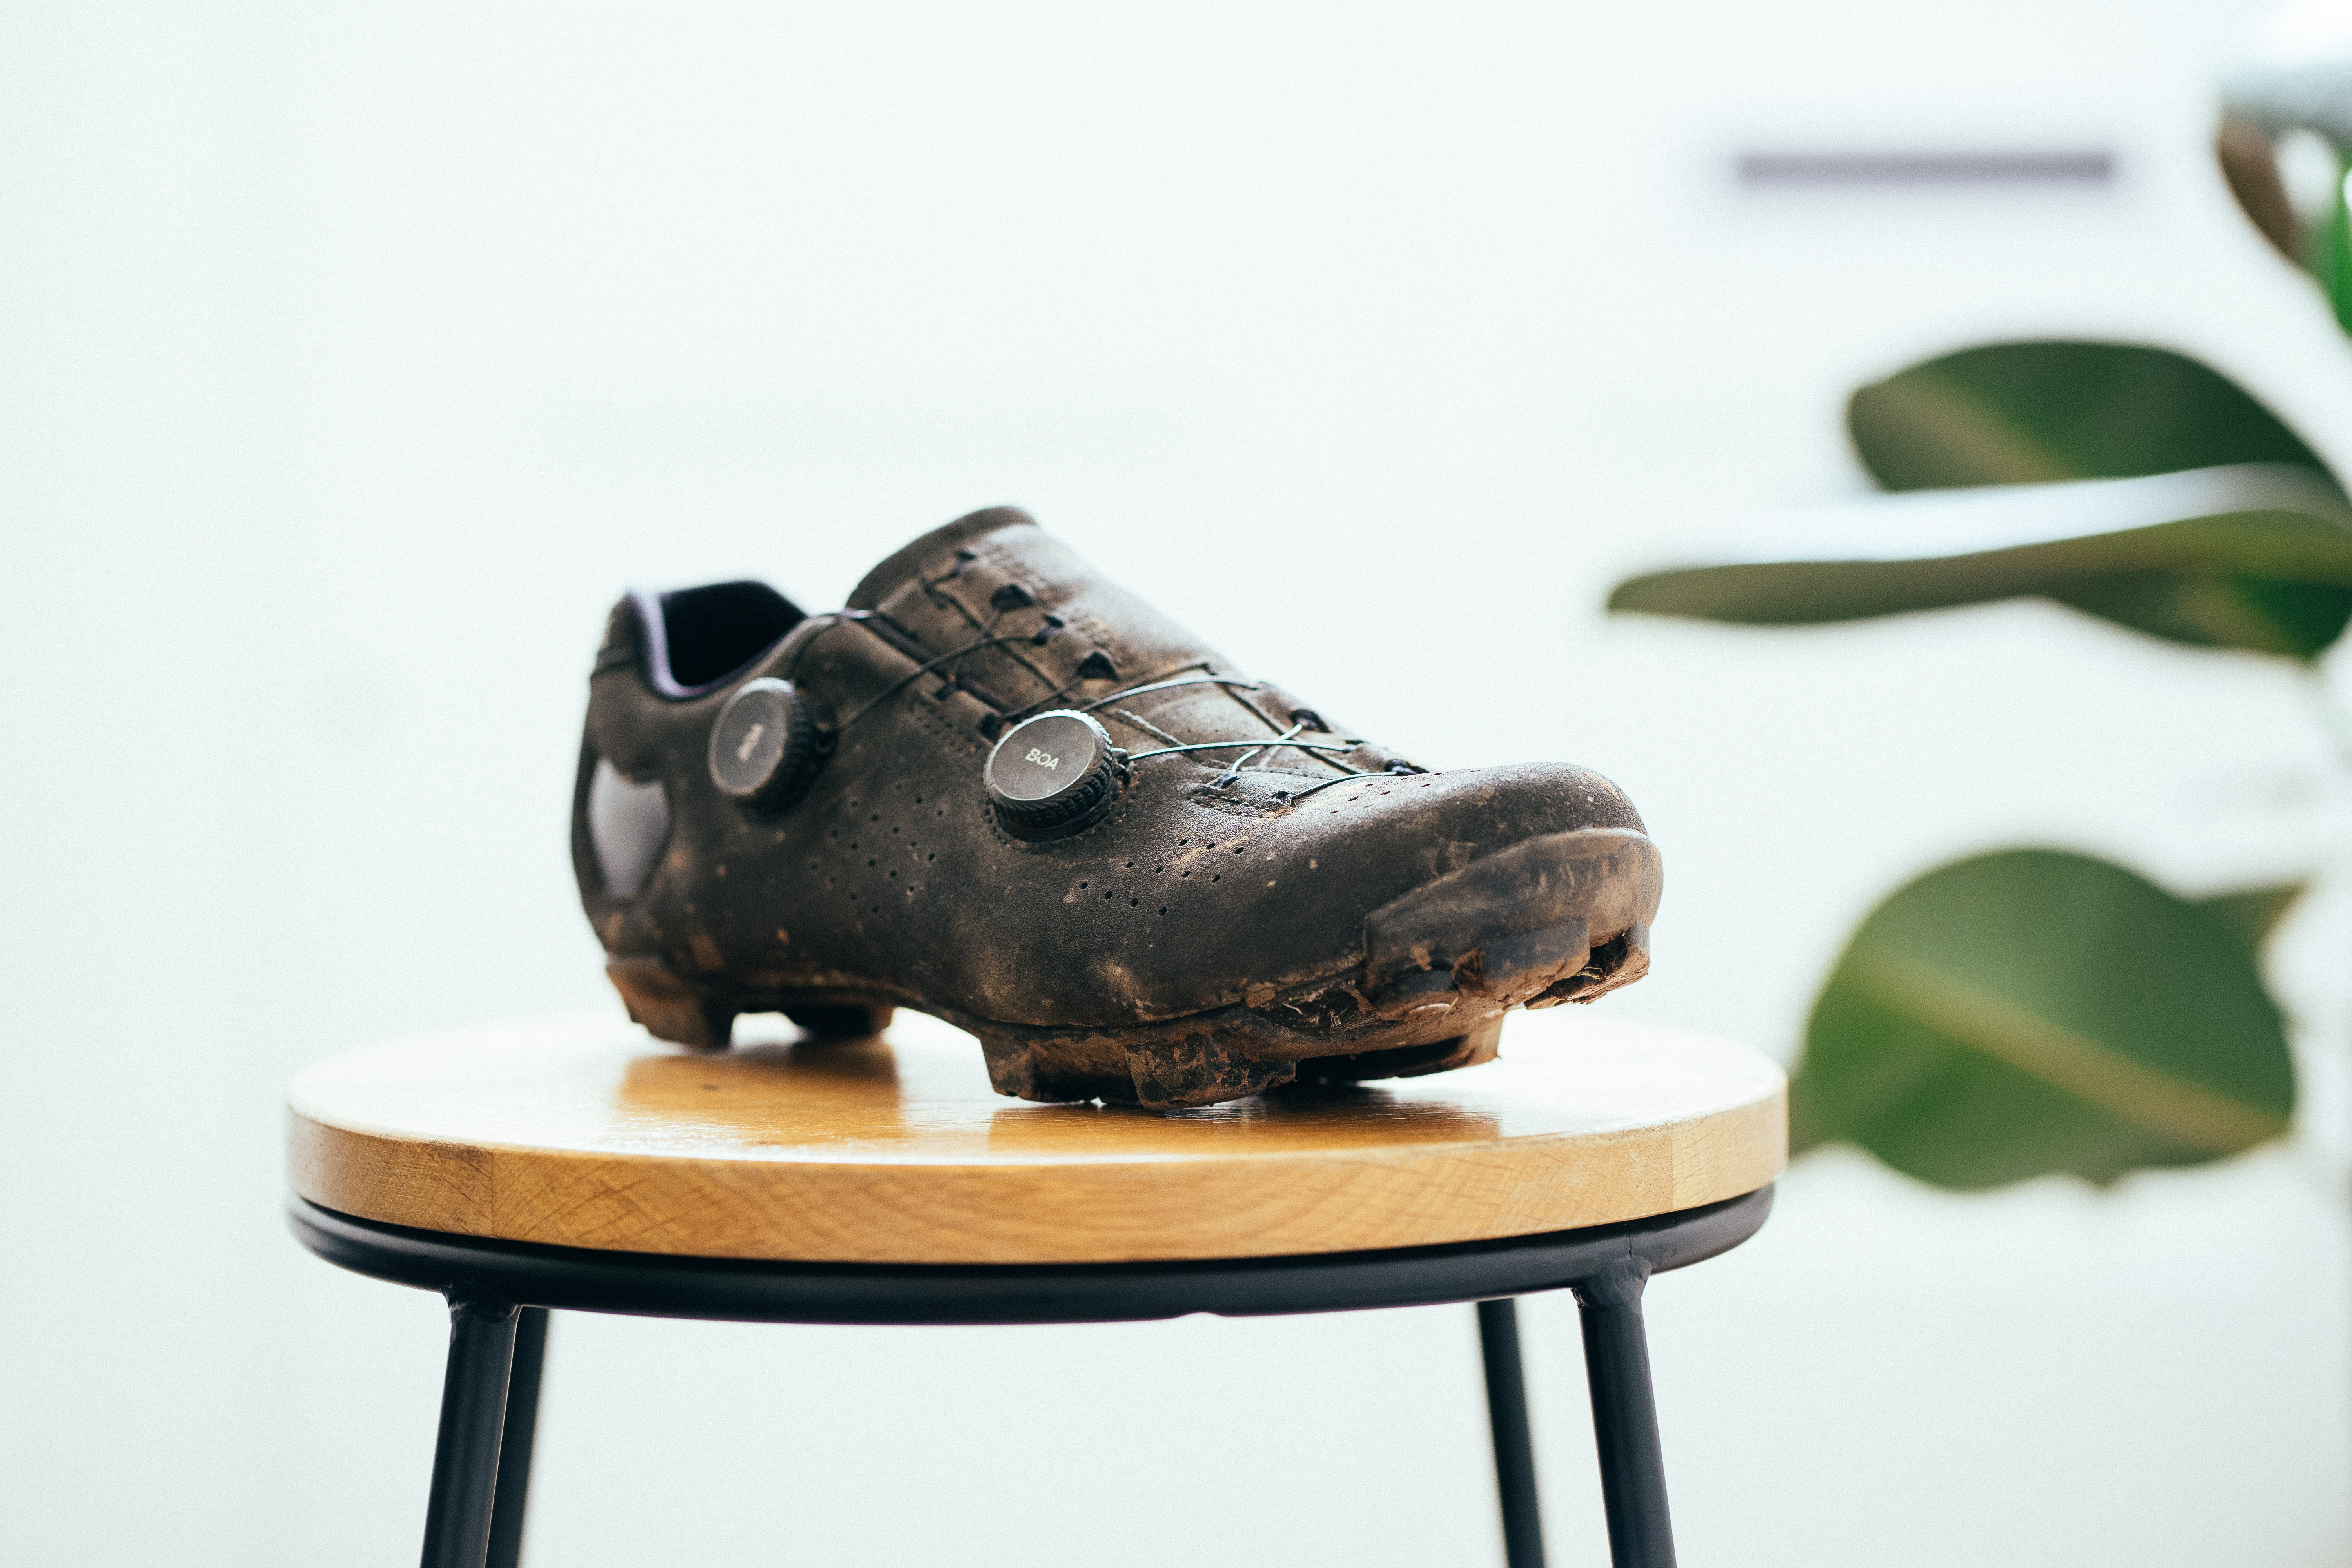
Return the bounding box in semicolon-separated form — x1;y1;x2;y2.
287;1009;1786;1265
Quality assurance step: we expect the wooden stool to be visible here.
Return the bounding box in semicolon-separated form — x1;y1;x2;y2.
285;1010;1784;1568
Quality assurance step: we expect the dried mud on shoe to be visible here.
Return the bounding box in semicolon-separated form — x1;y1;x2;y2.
575;507;1662;1107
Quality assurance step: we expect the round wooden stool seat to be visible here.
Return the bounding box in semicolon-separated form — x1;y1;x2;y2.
288;1009;1785;1267
289;1009;1785;1568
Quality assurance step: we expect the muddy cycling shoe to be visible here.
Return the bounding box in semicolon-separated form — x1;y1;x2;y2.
574;506;1661;1109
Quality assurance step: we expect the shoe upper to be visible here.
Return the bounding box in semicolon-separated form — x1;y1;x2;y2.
575;506;1655;1044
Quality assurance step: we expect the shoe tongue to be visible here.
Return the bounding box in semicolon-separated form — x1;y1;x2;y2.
845;505;1250;728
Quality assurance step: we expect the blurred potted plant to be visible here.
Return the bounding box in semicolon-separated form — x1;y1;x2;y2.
1602;60;2352;1189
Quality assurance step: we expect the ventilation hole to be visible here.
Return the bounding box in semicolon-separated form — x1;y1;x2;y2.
1080;882;1089;889
1213;875;1221;882
891;826;900;834
1130;899;1139;907
1125;861;1134;868
1207;842;1217;849
1154;866;1164;873
915;795;923;803
1104;891;1114;900
1158;907;1167;915
1180;871;1190;877
928;853;936;862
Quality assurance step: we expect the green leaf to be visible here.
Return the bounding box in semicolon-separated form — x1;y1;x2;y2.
2313;147;2352;336
2193;883;2305;951
1847;342;2332;491
2220;71;2352;332
1790;849;2294;1190
1610;505;2352;659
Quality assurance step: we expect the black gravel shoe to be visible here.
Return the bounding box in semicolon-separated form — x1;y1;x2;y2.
574;506;1661;1108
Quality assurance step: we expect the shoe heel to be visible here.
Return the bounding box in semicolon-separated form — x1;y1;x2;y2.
973;1027;1130;1104
606;956;735;1049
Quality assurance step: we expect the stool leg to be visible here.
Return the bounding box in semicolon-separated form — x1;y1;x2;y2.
485;1308;550;1568
1572;1261;1675;1568
421;1295;519;1568
1476;1298;1548;1568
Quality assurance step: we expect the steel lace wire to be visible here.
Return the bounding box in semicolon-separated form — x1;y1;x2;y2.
1121;737;1364;762
1083;670;1330;777
1085;676;1367;782
1110;708;1187;748
1075;672;1268;713
795;609;1408;801
911;572;1088;724
795;607;1197;735
993;649;1120;724
997;664;1234;729
919;551;978;595
996;658;1109;724
815;605;1338;762
836;628;1044;730
779;609;875;682
1271;759;1431;803
1209;720;1307;788
985;664;1267;748
779;608;950;708
1270;771;1386;803
937;578;1006;641
839;577;1073;731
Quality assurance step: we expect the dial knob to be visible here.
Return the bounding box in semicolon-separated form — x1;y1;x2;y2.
985;710;1122;840
708;678;824;812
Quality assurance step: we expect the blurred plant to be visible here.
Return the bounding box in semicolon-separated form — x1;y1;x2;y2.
1603;75;2352;1189
2220;42;2352;334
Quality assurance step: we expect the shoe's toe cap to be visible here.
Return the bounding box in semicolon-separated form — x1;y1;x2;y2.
1216;760;1659;1001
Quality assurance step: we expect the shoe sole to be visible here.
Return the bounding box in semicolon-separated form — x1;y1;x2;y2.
607;827;1661;1111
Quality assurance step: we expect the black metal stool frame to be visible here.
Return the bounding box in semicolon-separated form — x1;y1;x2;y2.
290;1185;1771;1568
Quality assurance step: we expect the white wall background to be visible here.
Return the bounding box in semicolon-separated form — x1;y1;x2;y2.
5;2;2350;1562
